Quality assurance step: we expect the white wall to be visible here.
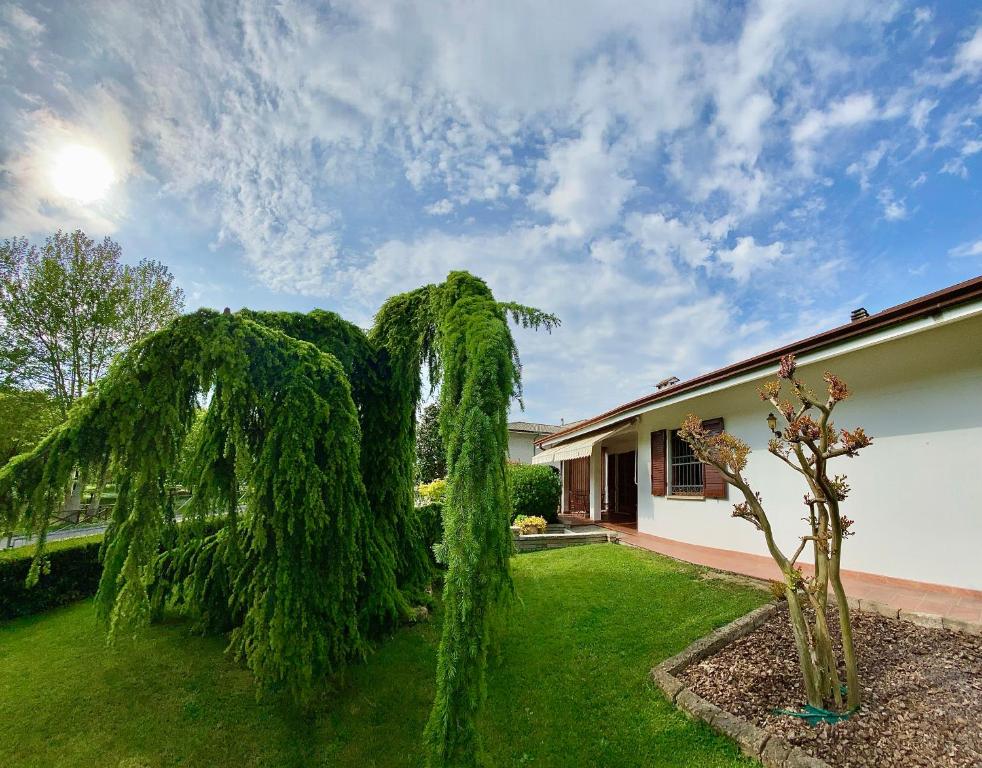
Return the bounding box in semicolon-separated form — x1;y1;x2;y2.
507;432;537;463
632;312;982;592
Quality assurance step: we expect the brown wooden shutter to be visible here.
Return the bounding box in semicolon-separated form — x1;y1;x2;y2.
701;418;728;499
650;430;667;496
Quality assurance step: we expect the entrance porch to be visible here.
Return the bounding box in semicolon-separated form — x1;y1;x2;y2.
549;421;638;525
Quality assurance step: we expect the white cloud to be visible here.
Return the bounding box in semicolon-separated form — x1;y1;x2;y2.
939;137;982;178
424;198;454;216
1;0;976;423
953;26;982;80
949;239;982;258
846;141;890;190
628;213;716;272
531;117;635;238
913;7;933;29
792;93;879;173
5;6;44;37
715;236;787;283
589;238;627;265
877;188;908;221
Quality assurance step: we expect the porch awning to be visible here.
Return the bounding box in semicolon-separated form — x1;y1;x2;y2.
531;422;633;465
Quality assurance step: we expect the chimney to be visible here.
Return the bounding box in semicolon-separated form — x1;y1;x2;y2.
850;307;869;323
656;376;680;390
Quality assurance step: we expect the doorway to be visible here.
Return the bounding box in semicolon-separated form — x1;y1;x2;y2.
605;450;637;524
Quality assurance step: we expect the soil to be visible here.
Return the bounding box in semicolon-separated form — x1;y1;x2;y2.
679;605;982;767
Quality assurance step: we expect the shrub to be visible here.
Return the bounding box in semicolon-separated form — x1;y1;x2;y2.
513;515;547;534
508;464;561;523
0;535;103;620
417;478;447;504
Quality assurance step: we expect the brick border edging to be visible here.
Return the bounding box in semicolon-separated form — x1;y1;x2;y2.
651;599;982;768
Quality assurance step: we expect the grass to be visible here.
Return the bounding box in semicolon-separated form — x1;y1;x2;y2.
0;544;767;767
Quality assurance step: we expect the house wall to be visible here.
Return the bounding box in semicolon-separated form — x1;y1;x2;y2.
507;432;538;463
632;312;982;592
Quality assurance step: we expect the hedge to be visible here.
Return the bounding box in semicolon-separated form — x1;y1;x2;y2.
0;518;226;621
0;534;104;620
508;464;561;524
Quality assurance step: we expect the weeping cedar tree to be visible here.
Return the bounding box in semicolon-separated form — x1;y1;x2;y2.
679;354;871;713
0;271;557;766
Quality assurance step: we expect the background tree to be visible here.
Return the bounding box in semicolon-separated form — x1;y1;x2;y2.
416;401;446;483
680;353;871;714
0;230;185;416
0;387;62;466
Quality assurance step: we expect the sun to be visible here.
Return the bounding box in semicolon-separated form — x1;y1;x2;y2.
50;144;116;203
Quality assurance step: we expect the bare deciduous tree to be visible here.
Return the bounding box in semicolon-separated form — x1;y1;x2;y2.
680;353;871;713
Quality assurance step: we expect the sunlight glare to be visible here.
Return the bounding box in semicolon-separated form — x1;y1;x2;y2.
50;144;115;203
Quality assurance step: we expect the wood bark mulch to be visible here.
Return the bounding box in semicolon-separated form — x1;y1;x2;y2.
679;604;982;767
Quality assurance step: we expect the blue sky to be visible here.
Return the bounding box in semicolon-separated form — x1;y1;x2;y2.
1;1;980;424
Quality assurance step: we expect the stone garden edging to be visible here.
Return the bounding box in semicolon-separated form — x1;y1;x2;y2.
511;528;618;553
651;601;830;768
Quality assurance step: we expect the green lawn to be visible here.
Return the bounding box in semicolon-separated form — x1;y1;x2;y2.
0;544;766;768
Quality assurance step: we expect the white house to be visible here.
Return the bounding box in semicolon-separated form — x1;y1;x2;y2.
534;276;982;592
507;422;563;463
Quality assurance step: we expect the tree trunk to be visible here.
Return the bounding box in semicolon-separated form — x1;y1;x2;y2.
785;583;824;708
829;560;861;709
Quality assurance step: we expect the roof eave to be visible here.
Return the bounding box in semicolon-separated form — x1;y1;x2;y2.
538;274;982;448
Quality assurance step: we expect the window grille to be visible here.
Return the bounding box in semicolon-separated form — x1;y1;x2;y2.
670;430;703;495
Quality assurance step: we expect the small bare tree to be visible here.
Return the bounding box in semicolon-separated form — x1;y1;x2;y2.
679;353;871;713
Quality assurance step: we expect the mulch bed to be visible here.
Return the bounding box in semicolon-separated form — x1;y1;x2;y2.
679;604;982;767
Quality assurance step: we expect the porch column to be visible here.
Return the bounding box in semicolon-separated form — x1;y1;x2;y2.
589;442;603;521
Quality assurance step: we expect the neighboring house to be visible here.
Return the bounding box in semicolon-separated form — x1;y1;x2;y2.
507;422;567;463
534;276;982;592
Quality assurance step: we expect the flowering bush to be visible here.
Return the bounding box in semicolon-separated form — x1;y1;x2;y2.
513;515;547;534
417;478;447;504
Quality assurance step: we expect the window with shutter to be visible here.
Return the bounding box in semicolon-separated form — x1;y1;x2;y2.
650;430;667;496
701;417;728;499
670;430;704;495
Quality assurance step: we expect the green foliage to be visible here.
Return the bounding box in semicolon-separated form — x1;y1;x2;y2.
414;501;445;567
416;402;446;483
0;387;62;466
0;310;381;703
0;535;103;619
0;270;557;765
417;478;447;504
507;464;561;524
422;273;523;767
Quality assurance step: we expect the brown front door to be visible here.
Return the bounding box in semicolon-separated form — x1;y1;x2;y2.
563;456;590;516
613;450;637;522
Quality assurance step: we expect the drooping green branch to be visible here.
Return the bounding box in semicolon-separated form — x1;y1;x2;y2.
0;310;383;702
